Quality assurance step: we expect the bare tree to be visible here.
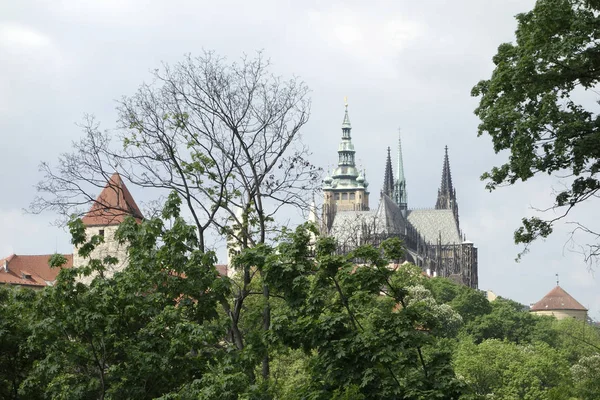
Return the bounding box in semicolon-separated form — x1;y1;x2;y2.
31;51;320;380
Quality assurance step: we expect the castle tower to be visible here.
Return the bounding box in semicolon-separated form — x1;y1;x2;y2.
394;130;407;215
435;146;459;228
73;172;144;284
322;101;369;231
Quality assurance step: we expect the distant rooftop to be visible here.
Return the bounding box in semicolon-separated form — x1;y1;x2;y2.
531;285;587;311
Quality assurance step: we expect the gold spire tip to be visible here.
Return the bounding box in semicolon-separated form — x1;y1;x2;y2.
344;96;348;108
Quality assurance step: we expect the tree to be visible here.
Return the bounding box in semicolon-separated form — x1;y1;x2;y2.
21;197;228;400
0;286;39;400
463;298;548;344
454;338;573;399
30;51;320;380
8;199;465;399
472;0;600;263
571;354;600;399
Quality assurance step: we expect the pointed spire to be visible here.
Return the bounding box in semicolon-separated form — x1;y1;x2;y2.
383;147;395;197
394;128;407;210
81;172;144;226
439;146;454;195
333;101;357;171
397;129;405;184
435;146;459;228
342;99;351;130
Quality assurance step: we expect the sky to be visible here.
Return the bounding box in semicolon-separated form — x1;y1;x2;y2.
2;0;600;320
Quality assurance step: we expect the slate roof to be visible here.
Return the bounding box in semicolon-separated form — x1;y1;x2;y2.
531;286;587;311
0;254;73;287
376;194;406;235
330;210;378;246
82;172;144;226
406;209;461;245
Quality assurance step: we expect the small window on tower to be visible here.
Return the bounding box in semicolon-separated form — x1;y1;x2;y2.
342;193;348;200
99;229;105;238
349;193;356;200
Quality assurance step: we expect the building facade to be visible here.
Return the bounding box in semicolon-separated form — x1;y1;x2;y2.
321;104;478;288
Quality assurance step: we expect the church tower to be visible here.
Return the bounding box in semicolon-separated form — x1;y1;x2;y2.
322;102;369;231
73;173;144;284
435;146;459;228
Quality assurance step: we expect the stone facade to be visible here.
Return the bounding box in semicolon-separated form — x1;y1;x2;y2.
73;224;129;285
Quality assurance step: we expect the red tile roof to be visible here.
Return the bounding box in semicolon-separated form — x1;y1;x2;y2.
0;254;73;287
531;285;587;311
81;172;144;226
215;264;228;276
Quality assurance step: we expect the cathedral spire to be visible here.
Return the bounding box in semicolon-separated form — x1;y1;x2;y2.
435;145;459;228
439;145;454;196
383;147;394;197
395;129;407;211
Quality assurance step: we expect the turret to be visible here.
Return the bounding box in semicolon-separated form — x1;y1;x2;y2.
74;172;144;284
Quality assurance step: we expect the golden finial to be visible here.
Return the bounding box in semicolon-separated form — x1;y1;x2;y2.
344;96;348;108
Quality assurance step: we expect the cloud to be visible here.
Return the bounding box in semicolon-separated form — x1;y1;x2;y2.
0;23;51;48
303;6;426;79
0;209;71;256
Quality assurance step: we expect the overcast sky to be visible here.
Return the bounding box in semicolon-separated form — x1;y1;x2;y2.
2;0;600;320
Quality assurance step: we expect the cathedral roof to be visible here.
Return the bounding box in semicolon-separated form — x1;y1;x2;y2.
0;254;73;287
406;209;461;245
531;286;587;311
81;172;144;226
376;194;406;234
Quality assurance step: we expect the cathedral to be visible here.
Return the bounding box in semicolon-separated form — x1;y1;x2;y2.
321;104;478;288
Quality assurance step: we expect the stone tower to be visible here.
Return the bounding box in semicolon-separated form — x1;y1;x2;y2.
322;102;369;231
435;146;459;229
73;172;144;284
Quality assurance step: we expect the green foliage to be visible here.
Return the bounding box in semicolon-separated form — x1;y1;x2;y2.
571;354;600;399
0;286;40;400
463;298;546;344
6;196;600;399
472;0;600;256
455;338;573;399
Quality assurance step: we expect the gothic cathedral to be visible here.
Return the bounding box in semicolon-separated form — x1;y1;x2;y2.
321;103;478;288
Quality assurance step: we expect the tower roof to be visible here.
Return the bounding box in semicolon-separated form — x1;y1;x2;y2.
342;102;351;129
383;147;394;197
395;129;407;208
439;145;454;195
324;102;367;192
531;286;587;311
81;173;144;226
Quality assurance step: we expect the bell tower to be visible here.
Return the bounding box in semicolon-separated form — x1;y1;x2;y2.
322;101;369;231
